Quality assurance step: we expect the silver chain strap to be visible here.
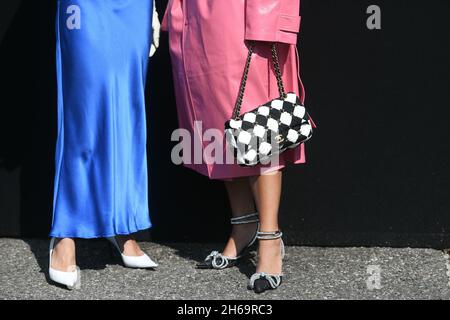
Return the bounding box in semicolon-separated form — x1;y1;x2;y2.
271;43;287;100
232;42;287;120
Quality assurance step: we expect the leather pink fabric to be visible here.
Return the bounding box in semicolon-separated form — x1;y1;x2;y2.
162;0;314;180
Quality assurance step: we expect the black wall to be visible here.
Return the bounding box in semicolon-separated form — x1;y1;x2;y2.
1;0;449;247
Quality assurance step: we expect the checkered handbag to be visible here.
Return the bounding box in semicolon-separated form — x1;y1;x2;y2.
225;43;314;166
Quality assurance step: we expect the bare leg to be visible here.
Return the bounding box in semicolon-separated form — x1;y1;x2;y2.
221;177;258;258
250;171;283;275
52;236;144;272
51;238;77;272
114;235;145;256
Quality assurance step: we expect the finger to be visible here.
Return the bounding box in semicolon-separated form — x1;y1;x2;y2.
153;32;160;48
150;44;156;57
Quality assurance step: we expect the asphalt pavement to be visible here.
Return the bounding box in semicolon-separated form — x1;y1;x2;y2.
0;239;449;300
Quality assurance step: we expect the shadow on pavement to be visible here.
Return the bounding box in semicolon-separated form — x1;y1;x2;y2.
22;238;121;286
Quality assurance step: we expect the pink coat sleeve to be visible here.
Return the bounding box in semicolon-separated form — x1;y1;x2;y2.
245;0;301;45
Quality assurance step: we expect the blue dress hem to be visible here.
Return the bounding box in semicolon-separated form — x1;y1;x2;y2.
49;222;152;239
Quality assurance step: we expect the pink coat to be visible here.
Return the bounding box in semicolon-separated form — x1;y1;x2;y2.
162;0;314;180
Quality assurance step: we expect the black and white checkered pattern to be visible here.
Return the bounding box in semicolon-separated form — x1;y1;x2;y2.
225;92;313;166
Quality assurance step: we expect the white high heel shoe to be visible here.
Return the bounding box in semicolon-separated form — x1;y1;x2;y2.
107;237;158;269
49;238;80;290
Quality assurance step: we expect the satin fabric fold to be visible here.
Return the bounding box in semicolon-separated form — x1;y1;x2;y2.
51;0;153;238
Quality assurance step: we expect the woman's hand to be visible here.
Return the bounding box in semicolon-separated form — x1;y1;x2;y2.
150;0;161;57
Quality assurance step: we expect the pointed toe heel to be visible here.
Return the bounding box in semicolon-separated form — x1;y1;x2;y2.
248;231;285;294
198;213;259;270
253;279;272;294
107;237;158;269
196;259;213;269
48;238;81;290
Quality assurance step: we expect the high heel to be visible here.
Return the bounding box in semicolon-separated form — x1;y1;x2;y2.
248;231;285;294
107;237;158;269
197;212;260;269
48;238;80;290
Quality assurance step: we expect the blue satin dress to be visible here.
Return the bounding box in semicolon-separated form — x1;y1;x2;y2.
51;0;153;238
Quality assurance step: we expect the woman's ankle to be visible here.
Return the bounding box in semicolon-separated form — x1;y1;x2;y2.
256;238;283;274
117;236;144;257
51;238;77;271
222;222;258;257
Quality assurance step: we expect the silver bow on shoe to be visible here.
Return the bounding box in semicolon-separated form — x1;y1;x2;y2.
203;251;238;269
248;231;285;294
248;272;282;290
197;213;260;270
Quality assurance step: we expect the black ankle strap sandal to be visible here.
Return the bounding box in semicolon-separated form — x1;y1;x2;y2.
196;213;260;270
248;231;285;294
